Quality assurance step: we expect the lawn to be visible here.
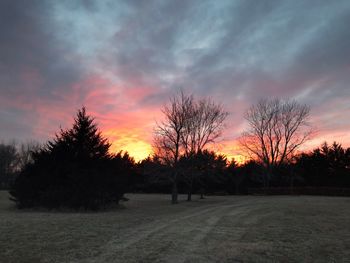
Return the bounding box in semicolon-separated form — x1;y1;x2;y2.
1;191;349;262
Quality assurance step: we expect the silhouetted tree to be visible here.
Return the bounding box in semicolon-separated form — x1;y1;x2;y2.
197;150;228;196
0;142;18;189
154;91;193;204
296;142;350;187
137;155;172;193
113;151;136;192
226;160;240;194
181;98;228;200
10;107;127;210
239;98;312;188
236;160;265;193
179;150;228;199
154;91;227;203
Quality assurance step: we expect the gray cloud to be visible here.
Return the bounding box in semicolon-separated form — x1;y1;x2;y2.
0;0;86;140
0;1;84;96
1;0;350;149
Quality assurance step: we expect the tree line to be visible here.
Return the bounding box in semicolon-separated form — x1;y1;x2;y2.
0;91;349;210
0;141;40;190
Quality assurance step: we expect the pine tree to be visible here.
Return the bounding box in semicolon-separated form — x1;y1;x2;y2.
10;107;127;210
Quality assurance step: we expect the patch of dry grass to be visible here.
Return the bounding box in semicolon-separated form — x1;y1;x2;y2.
1;191;349;262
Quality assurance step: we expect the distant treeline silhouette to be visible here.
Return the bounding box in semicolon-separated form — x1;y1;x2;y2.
129;141;350;195
0;94;349;209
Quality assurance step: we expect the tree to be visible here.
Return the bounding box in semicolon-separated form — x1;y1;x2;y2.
226;159;241;194
181;98;228;154
0;142;18;189
113;151;136;193
154;91;192;204
154;91;228;203
137;155;172;193
296;142;350;187
239;98;312;187
10;107;127;210
196;150;228;197
181;98;228;200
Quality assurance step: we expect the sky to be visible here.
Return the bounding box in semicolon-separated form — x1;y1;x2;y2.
1;0;350;161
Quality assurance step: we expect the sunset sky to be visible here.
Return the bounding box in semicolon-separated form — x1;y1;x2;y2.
1;0;350;161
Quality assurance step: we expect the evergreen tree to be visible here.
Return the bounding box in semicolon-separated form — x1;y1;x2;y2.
10;107;127;210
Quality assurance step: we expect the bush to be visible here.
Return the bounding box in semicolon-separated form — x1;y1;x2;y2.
10;108;128;210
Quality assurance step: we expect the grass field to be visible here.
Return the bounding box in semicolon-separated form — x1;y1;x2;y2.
1;191;350;263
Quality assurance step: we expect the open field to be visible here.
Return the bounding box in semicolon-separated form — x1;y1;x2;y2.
1;191;350;263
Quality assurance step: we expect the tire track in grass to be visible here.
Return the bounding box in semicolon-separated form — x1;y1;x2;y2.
85;200;247;263
84;203;224;263
128;203;249;263
162;204;251;263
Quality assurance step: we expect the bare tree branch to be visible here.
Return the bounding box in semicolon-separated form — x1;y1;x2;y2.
239;98;312;169
153;91;228;203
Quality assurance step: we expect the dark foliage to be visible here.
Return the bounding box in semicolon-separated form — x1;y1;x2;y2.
133;141;350;196
178;150;228;199
238;142;350;195
135;156;173;193
10;108;128;210
113;151;136;192
135;151;232;197
0;143;18;189
296;142;350;187
233;161;264;194
190;150;228;195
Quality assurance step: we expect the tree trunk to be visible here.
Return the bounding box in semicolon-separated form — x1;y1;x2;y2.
263;166;271;194
262;172;267;194
172;182;178;204
171;171;178;204
266;169;271;189
235;176;240;195
187;192;192;201
199;187;205;199
187;178;193;202
290;172;294;195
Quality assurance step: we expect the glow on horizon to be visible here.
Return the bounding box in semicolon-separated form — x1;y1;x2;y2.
110;139;152;161
106;130;247;163
105;129;350;164
109;139;246;163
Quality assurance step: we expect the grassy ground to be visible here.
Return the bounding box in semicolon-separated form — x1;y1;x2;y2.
1;191;350;263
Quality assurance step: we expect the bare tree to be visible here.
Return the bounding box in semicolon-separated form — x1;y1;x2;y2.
182;98;228;155
154;91;193;204
181;98;228;201
154;91;228;203
239;98;312;187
